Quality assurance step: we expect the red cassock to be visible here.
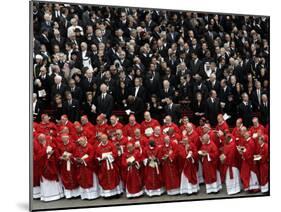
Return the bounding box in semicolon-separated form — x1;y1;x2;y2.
215;121;230;148
143;146;163;190
187;130;201;150
168;132;182;144
96;123;109;135
220;139;239;182
36;141;59;182
150;134;164;147
249;124;265;136
200;141;219;184
196;126;204;136
208;130;219;149
123;123;141;138
82;122;96;136
37;121;57;136
162;123;180;135
57;121;76;137
178;142;198;184
240;138;259;189
141;119;160;133
73;129;94;145
107;122;124;137
121;149;143;194
57;141;79;190
131;135;149;154
96;142;120;190
73;143;95;189
158;143;180;191
257;143;269;187
180;123;196;133
33;139;42;187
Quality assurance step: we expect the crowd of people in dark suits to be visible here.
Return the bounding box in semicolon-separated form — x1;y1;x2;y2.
32;2;269;128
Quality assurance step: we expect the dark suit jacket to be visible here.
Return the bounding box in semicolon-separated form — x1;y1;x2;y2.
237;101;253;127
164;103;181;124
62;99;80;122
205;97;221;126
131;86;146;101
67;86;83;104
190;59;203;76
51;83;67;101
260;102;269;125
127;97;145;123
96;93;114;118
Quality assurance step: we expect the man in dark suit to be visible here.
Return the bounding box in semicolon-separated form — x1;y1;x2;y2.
67;79;82;104
51;75;67;101
164;97;181;124
251;80;264;111
126;95;145;123
96;84;114;118
190;52;203;76
159;79;175;102
218;79;232;103
80;68;96;93
144;63;161;98
32;93;42;122
237;93;253;128
260;94;269;126
206;73;220;93
62;91;80;122
205;90;221;126
130;77;146;101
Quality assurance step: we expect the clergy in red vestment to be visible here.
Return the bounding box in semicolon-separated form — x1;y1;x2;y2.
95;114;109;135
142;140;164;196
185;123;201;150
58;115;76;137
166;127;182;144
33;138;41;199
73;121;94;145
107;115;124;139
150;126;164;147
237;131;260;192
121;142;144;198
74;136;100;199
36;134;64;201
199;134;222;193
96;134;122;197
57;134;80;198
180;116;196;136
123;115;141;138
37;114;57;136
202;124;218;148
215;114;230;149
81;115;96;137
254;136;269;193
232;118;244;142
220;134;241;195
141;111;160;137
162;115;180;135
159;136;180;195
131;128;149;154
196;117;208;136
249;117;265;139
178;137;200;194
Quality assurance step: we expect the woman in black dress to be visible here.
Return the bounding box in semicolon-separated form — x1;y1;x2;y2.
115;81;129;109
52;94;64;122
147;94;164;123
81;91;98;124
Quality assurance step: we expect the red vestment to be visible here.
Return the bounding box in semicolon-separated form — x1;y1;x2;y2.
143;146;163;190
73;143;95;189
158;143;180;190
37;121;57;136
140;119;160;133
123;122;141;138
107;122;124;137
121;149;143;194
240;138;259;189
150;134;164;147
162;123;180;135
57;141;79;189
178;142;198;184
187;130;201;150
96;123;109;135
220;139;239;182
200;141;219;184
257;143;269;187
96;141;120;190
